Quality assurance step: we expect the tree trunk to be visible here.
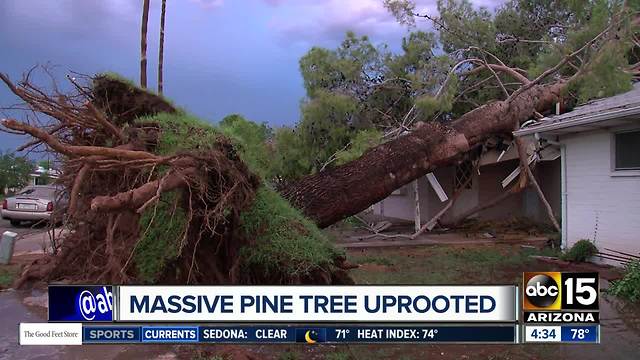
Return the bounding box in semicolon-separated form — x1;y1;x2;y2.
158;0;166;95
413;180;420;232
282;80;567;228
140;0;150;88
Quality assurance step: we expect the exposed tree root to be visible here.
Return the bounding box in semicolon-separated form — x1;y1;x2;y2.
2;71;349;287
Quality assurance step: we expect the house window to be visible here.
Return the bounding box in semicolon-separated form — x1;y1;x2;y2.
454;160;473;190
615;130;640;170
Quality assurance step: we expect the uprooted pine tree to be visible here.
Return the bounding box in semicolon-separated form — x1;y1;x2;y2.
1;4;638;287
2;73;353;287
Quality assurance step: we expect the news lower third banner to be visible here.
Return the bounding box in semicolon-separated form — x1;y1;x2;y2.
47;285;518;323
21;275;602;345
20;324;519;345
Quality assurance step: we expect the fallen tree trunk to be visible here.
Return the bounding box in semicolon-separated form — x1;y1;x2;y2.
283;80;567;228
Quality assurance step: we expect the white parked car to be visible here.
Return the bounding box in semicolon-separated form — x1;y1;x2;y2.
1;185;67;226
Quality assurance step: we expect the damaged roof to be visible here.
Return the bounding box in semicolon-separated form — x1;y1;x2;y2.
515;82;640;136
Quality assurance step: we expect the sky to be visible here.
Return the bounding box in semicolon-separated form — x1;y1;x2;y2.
0;0;503;153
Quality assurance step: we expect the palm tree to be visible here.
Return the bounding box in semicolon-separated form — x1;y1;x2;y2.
140;0;151;88
158;0;167;94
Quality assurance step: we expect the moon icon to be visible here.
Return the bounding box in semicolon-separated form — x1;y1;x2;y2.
304;330;317;344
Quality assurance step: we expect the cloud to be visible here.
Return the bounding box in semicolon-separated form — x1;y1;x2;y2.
262;0;286;6
0;0;139;35
267;0;409;46
190;0;224;10
266;0;506;47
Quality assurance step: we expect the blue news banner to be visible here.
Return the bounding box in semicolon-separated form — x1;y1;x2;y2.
48;285;517;344
82;325;517;344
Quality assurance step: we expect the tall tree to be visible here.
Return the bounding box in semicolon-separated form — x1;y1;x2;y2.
280;0;639;227
0;151;34;192
158;0;167;94
140;0;151;88
275;31;448;183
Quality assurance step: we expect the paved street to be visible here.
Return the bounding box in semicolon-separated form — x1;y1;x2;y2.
0;222;175;360
0;218;43;237
0;219;62;254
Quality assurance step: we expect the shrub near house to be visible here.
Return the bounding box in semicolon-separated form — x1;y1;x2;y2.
561;240;598;262
609;261;640;302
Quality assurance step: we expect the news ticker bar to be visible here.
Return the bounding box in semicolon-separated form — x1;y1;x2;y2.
19;323;600;345
22;324;516;345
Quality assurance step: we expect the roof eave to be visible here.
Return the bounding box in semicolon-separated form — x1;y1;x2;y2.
514;104;640;137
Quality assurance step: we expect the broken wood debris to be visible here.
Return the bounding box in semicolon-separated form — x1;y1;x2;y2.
595;248;640;265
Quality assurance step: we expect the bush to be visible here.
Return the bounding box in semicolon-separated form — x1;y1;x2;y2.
340;216;361;229
561;239;598;262
608;260;640;302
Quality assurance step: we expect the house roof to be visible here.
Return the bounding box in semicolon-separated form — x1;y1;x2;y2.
29;166;61;178
514;82;640;136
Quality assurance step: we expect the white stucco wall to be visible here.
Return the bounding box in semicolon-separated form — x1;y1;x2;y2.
372;166;471;223
476;160;524;220
372;181;416;221
562;129;640;263
372;166;461;223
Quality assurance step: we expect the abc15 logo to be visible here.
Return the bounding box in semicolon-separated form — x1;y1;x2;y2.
523;272;599;311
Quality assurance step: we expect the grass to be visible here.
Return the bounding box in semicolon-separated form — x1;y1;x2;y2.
239;186;342;278
96;71;138;88
348;245;560;285
277;351;300;360
135;192;187;283
139;112;221;156
351;255;394;266
0;264;21;289
130;112;213;283
95;72;177;107
325;352;352;360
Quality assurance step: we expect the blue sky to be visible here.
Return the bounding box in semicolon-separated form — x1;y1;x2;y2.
0;0;502;152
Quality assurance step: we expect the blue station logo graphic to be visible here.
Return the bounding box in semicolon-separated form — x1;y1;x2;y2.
49;285;114;322
78;287;113;320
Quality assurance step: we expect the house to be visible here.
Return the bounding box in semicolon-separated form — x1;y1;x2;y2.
373;137;561;230
373;83;640;266
515;83;640;265
2;166;61;194
28;166;60;186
